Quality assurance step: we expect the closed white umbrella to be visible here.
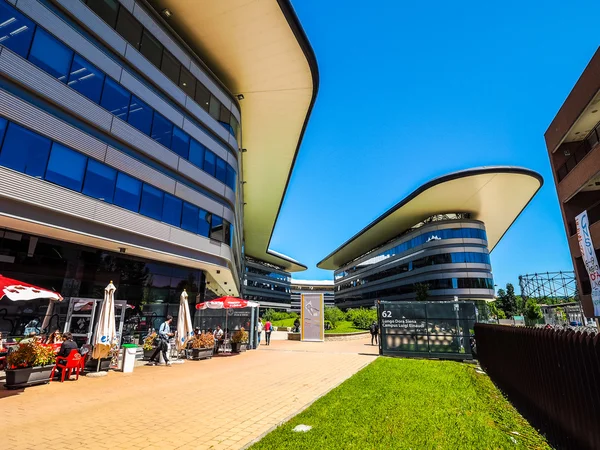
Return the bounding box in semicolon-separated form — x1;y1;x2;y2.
177;289;194;351
92;282;117;360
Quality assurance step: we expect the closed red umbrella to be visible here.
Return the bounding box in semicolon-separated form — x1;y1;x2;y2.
0;274;63;302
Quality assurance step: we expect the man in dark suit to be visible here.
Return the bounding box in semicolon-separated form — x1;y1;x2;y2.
58;332;78;358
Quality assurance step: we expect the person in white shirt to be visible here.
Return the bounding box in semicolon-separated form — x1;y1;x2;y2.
213;325;224;353
257;319;264;346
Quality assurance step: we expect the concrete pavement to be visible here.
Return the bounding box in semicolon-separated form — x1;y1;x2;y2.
2;335;378;450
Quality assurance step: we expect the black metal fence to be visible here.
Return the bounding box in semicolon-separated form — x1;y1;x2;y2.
475;324;600;449
378;301;475;359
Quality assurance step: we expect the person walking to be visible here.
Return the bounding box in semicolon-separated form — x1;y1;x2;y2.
264;319;273;346
257;318;264;346
149;315;174;366
370;321;379;345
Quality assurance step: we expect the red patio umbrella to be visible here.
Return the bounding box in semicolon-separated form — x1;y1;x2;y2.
195;296;259;310
195;296;259;350
0;274;63;302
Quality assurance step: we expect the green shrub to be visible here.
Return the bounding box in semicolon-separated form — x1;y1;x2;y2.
349;308;378;329
324;307;345;328
262;309;298;323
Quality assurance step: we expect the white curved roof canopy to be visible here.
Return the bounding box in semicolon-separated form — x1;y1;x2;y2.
147;0;317;272
318;167;543;270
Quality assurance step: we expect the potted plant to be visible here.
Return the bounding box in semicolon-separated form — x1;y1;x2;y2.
5;341;56;389
231;328;249;353
142;332;157;360
190;332;215;360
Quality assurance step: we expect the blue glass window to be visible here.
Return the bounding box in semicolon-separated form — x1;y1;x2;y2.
203;150;216;176
210;214;223;242
162;193;182;227
67;54;105;103
127;96;153;135
189;139;205;168
215;157;227;183
0;2;35;58
0;122;50;178
114;172;141;212
223;220;231;246
150;113;173;148
181;202;199;234
140;184;163;221
226;165;236;191
100;78;130;120
171;127;190;159
45;143;87;191
0;117;7;144
198;209;211;237
28;29;73;82
82;159;116;202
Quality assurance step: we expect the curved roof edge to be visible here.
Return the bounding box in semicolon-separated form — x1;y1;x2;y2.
244;0;319;273
317;166;543;271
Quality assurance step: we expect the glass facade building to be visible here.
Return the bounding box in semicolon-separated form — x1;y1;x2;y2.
332;219;495;309
243;258;292;310
0;0;250;337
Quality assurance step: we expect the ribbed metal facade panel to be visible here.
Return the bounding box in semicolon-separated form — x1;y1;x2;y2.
105;147;176;194
16;0;123;81
0;49;113;132
177;158;225;197
0;88;108;161
228;134;238;151
169;227;223;256
222;207;235;224
94;201;171;241
131;1;191;69
117;0;134;12
174;182;225;218
181;117;229;162
226;151;239;173
224;187;236;206
55;0;127;55
123;44;186;105
119;70;184;128
110;117;179;170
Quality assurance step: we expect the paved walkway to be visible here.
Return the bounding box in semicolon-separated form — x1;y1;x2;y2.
2;335;378;450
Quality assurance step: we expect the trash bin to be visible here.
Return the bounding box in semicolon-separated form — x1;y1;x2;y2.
122;344;137;373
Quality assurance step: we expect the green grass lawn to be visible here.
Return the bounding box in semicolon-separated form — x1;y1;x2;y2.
250;358;549;450
324;320;364;334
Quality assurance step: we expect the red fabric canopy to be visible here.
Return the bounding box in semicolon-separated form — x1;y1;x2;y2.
195;296;259;310
0;275;63;302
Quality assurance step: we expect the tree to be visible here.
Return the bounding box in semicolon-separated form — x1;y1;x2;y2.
555;307;567;323
524;299;543;324
414;283;429;302
324;307;345;329
496;283;518;318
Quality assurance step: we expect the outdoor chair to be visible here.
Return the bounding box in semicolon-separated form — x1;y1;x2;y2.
50;349;83;382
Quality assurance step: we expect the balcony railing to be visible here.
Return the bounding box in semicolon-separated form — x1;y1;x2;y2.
567;200;600;236
557;124;600;182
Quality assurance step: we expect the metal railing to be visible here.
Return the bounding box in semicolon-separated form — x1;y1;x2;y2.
475;324;600;449
557;125;600;182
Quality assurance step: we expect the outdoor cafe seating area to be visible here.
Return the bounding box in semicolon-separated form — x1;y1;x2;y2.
0;274;258;389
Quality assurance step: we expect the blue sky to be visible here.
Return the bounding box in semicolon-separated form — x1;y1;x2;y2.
269;0;600;291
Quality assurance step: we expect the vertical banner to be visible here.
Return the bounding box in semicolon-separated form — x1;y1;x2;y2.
301;293;324;341
576;210;600;316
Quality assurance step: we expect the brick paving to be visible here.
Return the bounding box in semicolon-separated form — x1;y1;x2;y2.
1;335;378;449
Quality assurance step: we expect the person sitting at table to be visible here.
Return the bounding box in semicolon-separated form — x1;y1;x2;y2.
46;329;63;344
57;332;79;359
20;331;37;344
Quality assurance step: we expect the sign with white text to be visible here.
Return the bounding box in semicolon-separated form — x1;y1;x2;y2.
301;293;324;342
576;210;600;316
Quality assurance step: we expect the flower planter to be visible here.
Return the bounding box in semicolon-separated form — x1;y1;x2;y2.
5;365;54;389
143;348;156;360
240;344;248;352
85;357;111;372
231;342;241;353
190;348;214;360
